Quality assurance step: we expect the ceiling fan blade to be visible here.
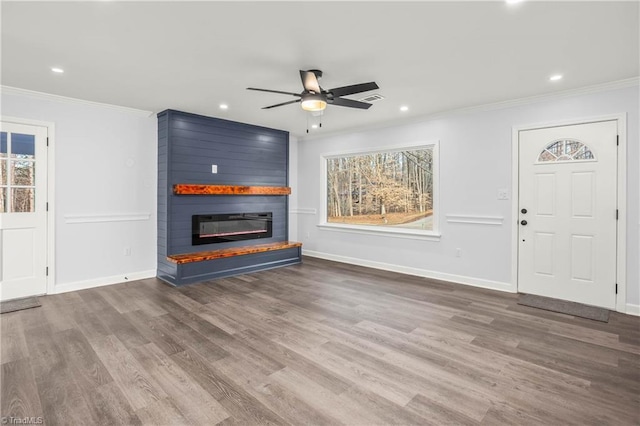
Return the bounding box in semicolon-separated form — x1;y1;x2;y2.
299;70;321;93
262;99;302;109
328;82;379;98
247;87;301;97
329;97;372;109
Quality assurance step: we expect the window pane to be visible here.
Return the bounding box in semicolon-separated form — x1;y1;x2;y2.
0;132;6;158
573;146;594;160
538;139;595;163
538;150;556;162
11;160;35;186
0;160;6;185
0;187;5;213
11;187;35;212
546;141;563;156
327;148;434;231
11;133;35;159
565;140;582;156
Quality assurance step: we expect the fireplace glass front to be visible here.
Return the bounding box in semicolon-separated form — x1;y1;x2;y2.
192;212;273;245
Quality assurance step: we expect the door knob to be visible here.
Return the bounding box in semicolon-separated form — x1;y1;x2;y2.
520;220;528;226
521;208;527;214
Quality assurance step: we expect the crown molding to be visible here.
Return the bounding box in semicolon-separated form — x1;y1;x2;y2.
448;77;640;115
300;77;640;142
0;85;155;117
3;76;637;135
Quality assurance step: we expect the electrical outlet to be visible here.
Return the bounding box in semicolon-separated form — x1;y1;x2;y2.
497;188;509;200
455;248;462;258
124;247;131;256
211;164;218;174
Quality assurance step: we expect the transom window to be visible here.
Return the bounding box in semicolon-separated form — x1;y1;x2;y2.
324;144;438;235
537;139;595;163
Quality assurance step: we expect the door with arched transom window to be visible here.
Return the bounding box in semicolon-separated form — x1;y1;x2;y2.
518;120;617;309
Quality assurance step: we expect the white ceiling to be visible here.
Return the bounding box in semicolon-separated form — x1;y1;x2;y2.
2;1;638;137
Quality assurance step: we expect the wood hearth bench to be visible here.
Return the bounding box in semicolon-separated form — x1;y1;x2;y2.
167;241;302;265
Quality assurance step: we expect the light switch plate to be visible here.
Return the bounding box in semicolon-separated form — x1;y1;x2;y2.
211;165;218;174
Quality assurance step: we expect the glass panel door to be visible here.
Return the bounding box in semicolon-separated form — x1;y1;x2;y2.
0;131;37;213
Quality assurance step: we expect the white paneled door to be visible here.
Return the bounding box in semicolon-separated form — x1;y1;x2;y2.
518;120;618;309
0;122;48;301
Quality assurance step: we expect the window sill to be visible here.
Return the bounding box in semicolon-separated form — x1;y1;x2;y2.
317;223;441;241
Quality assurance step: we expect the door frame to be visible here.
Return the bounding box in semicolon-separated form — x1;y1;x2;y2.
511;113;627;313
1;116;56;296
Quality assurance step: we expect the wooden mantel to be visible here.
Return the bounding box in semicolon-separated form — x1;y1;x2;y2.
173;184;291;196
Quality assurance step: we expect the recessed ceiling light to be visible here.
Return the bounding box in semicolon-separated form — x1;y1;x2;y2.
311;124;318;129
219;104;228;110
506;0;524;4
400;106;409;112
51;67;64;73
549;74;563;82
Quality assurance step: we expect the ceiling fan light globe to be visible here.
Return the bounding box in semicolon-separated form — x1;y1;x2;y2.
301;99;327;112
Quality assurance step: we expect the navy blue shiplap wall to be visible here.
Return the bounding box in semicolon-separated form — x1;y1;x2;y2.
157;110;298;286
157;112;175;282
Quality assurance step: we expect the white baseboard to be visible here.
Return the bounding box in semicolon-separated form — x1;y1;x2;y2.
302;249;514;293
52;269;157;294
625;303;640;316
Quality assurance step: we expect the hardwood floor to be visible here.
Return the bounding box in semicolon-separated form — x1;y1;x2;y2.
2;256;639;425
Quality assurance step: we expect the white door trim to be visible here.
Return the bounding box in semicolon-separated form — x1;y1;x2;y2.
511;113;627;313
1;116;55;296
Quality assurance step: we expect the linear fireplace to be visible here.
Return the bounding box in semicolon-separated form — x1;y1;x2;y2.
192;212;272;245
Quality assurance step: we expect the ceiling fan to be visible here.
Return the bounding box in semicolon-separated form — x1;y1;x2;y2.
247;70;379;112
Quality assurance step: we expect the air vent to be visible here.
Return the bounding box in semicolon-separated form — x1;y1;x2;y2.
358;93;385;103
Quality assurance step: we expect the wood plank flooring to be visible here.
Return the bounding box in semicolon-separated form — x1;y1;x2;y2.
1;256;639;425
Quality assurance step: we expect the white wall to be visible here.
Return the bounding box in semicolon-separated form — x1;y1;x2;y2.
296;84;640;312
1;88;157;293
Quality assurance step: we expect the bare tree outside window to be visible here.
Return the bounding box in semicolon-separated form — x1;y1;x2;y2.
326;147;434;231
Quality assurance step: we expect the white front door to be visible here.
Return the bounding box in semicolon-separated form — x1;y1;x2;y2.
0;122;48;301
518;120;618;309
